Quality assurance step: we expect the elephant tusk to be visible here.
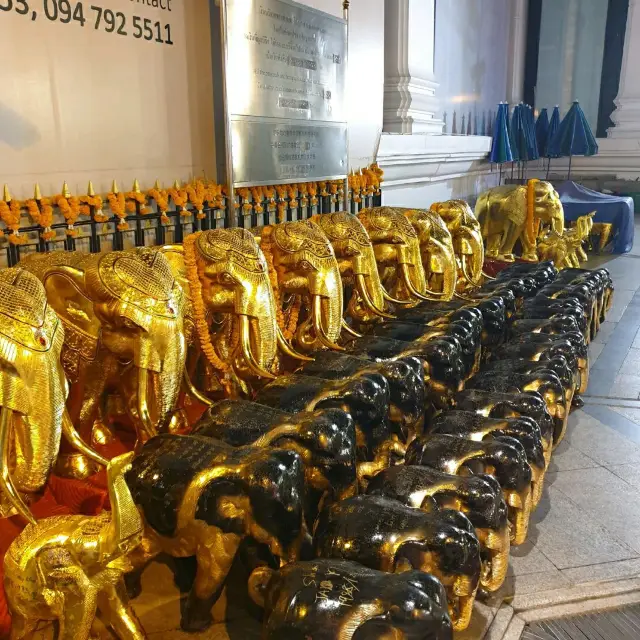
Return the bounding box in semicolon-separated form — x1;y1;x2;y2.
341;318;363;338
0;406;36;525
355;273;395;319
313;295;346;351
461;254;483;287
482;270;497;281
239;315;277;379
400;263;443;300
382;288;413;306
253;423;301;447
136;369;160;447
182;369;213;407
62;409;110;467
276;326;314;362
454;291;477;303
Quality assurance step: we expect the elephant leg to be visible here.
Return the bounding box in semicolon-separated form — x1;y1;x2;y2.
97;579;145;640
8;612;37;640
485;231;502;259
499;222;522;261
181;541;237;632
57;588;99;640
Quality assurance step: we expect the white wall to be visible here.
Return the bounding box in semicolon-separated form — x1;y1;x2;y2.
0;0;215;198
302;0;385;169
435;0;512;134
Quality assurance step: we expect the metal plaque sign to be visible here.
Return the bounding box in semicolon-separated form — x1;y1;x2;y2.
223;0;348;186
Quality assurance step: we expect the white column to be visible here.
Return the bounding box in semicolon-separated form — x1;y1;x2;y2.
608;0;640;138
383;0;444;134
506;0;528;104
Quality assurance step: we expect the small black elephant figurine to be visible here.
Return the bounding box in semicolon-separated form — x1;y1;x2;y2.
345;334;466;412
509;315;582;340
539;282;600;340
455;388;555;446
255;371;399;487
299;351;426;445
366;464;510;593
522;295;588;336
313;495;481;632
464;370;568;446
429;410;548;507
370;316;481;381
405;434;532;546
480;356;577;414
554;267;613;321
247;559;453;639
495;331;589;397
194;399;357;526
125;434;307;632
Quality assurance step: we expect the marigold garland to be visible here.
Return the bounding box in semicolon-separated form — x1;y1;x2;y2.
275;185;287;222
526;179;540;246
319;181;328;197
286;184;298;210
251;186;264;214
125;190;149;214
183;233;233;394
329;181;338;203
26;198;56;241
308;182;318;207
186;181;207;219
207;183;224;209
263;187;276;212
107;192;128;230
80;194;107;222
298;183;309;208
237;187;252;215
0;200;23;243
54;194;81;237
148;188;171;225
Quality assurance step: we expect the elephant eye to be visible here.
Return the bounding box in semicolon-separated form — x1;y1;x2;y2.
300;260;313;271
221;273;235;285
122;319;138;330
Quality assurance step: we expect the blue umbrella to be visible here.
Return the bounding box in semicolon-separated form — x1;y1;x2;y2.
536;108;550;156
548;100;598;179
545;105;561;178
525;105;540;161
490;103;513;183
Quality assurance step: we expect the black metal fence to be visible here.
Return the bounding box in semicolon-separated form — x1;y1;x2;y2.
2;190;382;268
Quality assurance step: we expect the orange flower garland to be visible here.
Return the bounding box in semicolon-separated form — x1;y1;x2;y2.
237;187;252;215
0;200;23;243
168;185;189;217
286;184;298;210
207;183;224;209
308;182;318;207
107;191;128;230
319;181;328;197
148;187;170;225
54;194;81;237
526;179;540;246
26;198;56;241
298;183;309;208
183;233;233;395
251;186;264;214
186;181;207;219
263;186;276;213
275;185;287;222
80;194;107;222
329;181;338;203
125;190;149;214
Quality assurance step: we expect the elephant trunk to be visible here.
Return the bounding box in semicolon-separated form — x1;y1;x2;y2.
456;229;485;288
132;318;186;444
100;453;143;560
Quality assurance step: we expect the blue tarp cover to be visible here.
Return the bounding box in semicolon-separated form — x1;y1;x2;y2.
557;181;634;254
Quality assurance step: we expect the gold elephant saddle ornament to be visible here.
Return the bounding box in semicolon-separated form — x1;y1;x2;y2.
0;268;67;519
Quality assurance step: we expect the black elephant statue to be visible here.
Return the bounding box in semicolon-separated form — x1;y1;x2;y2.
429;410;548;507
194;400;357;525
366;465;509;593
405;434;532;546
248;559;453;639
125;434;306;631
299;352;426;444
521;295;588;336
314;495;481;631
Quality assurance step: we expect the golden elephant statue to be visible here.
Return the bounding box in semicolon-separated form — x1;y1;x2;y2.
312;211;397;327
357;207;434;304
537;213;594;270
430;200;485;290
23;249;187;478
476;180;565;262
0;267;105;522
399;208;458;300
4;453;145;640
254;220;345;355
157;229;298;401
